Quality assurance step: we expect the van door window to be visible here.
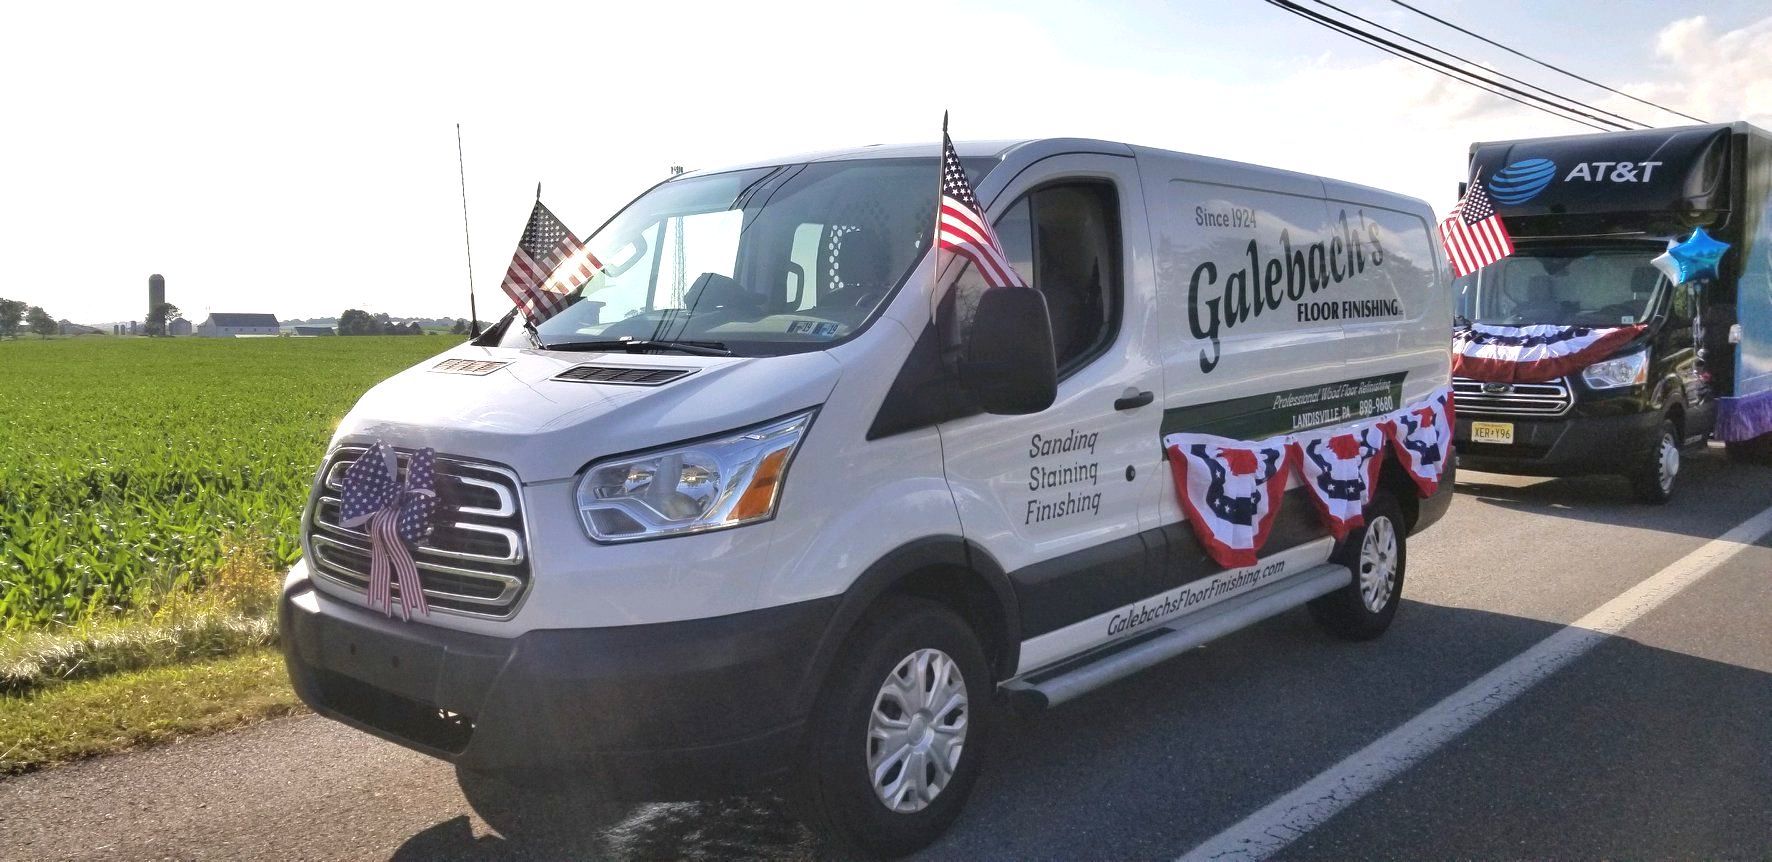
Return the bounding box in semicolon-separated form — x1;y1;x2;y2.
953;181;1121;375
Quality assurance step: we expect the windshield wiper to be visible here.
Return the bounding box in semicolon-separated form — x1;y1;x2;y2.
542;338;733;357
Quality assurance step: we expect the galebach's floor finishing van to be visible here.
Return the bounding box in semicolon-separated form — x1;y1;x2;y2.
281;139;1452;856
1455;123;1772;500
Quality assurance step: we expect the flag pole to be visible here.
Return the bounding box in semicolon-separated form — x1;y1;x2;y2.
932;111;949;328
455;124;480;338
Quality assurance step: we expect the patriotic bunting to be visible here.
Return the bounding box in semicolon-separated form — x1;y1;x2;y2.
1379;386;1455;497
1453;323;1644;384
1164;433;1295;568
338;441;440;620
1164;387;1455;569
1295;420;1387;541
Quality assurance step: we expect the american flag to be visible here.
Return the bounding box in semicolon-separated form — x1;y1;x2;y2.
937;126;1027;289
338;442;437;620
501;200;601;325
1438;179;1515;278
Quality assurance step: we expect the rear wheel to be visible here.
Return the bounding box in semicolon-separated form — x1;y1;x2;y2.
1629;419;1680;504
1310;492;1407;641
797;597;993;858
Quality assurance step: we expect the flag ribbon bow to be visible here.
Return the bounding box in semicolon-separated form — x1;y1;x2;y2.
337;442;439;619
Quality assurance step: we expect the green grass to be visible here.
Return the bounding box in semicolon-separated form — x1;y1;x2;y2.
0;336;455;628
0;648;303;775
0;535;283;695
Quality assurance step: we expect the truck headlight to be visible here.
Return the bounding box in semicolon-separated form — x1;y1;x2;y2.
575;410;814;542
1581;351;1649;389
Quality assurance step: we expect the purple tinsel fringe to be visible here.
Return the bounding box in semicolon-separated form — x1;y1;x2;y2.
1716;389;1772;442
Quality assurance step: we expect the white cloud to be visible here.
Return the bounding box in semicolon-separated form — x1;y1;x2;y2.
1645;15;1772;125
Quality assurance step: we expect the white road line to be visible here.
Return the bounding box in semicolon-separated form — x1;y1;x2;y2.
1179;503;1772;862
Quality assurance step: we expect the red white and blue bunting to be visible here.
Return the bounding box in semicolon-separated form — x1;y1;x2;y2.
1295;419;1387;541
1164;386;1454;569
1379;388;1455;497
1452;323;1644;384
1165;433;1295;568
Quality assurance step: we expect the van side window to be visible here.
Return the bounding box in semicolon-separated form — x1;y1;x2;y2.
952;181;1122;373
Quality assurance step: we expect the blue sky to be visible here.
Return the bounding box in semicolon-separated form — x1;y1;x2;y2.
2;0;1768;324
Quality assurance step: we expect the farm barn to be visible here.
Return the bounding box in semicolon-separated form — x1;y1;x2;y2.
197;313;279;337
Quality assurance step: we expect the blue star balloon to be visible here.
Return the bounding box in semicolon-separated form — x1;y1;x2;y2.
1652;227;1730;285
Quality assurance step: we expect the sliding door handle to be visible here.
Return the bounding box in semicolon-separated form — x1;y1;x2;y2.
1114;389;1155;411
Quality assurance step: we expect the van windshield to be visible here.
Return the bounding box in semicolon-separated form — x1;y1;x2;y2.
1454;244;1667;327
507;157;989;356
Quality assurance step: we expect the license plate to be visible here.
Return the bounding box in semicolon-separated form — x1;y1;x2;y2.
1471;421;1515;445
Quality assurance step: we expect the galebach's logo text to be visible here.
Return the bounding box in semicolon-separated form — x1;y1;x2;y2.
1188;209;1388;373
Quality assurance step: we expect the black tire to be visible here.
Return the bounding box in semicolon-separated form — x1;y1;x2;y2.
797;597;994;859
1309;492;1407;641
454;767;626;846
1628;419;1680;504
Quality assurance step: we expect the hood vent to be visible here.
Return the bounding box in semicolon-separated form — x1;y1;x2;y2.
553;364;695;386
432;358;510;376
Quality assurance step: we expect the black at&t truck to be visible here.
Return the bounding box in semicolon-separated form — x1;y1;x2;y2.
1453;122;1772;502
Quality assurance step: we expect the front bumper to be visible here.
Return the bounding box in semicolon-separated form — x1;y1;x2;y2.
280;560;836;798
1454;409;1662;476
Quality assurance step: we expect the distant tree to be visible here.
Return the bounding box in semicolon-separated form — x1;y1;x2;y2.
337;309;375;336
145;302;181;336
405;321;422;335
450;318;467;335
26;306;56;338
0;298;24;339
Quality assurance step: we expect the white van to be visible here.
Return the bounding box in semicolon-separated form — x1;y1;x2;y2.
281;138;1453;856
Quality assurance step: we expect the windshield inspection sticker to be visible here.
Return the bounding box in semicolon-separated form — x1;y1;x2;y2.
786;320;844;337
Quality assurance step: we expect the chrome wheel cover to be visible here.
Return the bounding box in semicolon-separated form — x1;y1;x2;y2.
1358;515;1398;613
867;647;968;813
1658;433;1679;493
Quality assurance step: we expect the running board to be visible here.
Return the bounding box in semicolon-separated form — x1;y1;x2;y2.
1002;563;1353;711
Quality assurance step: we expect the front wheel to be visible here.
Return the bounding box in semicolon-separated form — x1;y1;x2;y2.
1309;492;1407;641
1629;419;1680;504
797;597;994;859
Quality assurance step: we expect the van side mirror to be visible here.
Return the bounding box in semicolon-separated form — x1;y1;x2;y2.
961;287;1057;415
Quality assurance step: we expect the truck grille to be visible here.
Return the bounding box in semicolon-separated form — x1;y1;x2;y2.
1453;377;1574;417
304;446;530;618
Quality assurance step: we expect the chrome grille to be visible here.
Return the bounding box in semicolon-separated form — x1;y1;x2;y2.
1453;377;1574;417
304;446;530;618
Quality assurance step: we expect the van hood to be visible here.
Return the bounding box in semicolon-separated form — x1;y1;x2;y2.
334;345;843;482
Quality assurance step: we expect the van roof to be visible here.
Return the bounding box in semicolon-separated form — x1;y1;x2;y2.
679;138;1429;211
680;138;1134;176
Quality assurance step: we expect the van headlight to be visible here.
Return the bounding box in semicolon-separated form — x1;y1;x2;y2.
575;410;815;542
1581;351;1649;389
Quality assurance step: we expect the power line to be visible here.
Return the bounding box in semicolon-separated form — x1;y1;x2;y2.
1307;0;1651;129
1265;0;1615;131
1383;0;1709;125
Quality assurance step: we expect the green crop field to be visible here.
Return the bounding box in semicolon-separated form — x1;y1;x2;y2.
0;336;456;628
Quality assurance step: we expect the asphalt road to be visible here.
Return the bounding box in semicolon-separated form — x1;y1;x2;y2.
5;446;1771;861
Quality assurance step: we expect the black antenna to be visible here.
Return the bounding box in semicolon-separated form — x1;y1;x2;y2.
456;124;480;338
536;181;542;202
